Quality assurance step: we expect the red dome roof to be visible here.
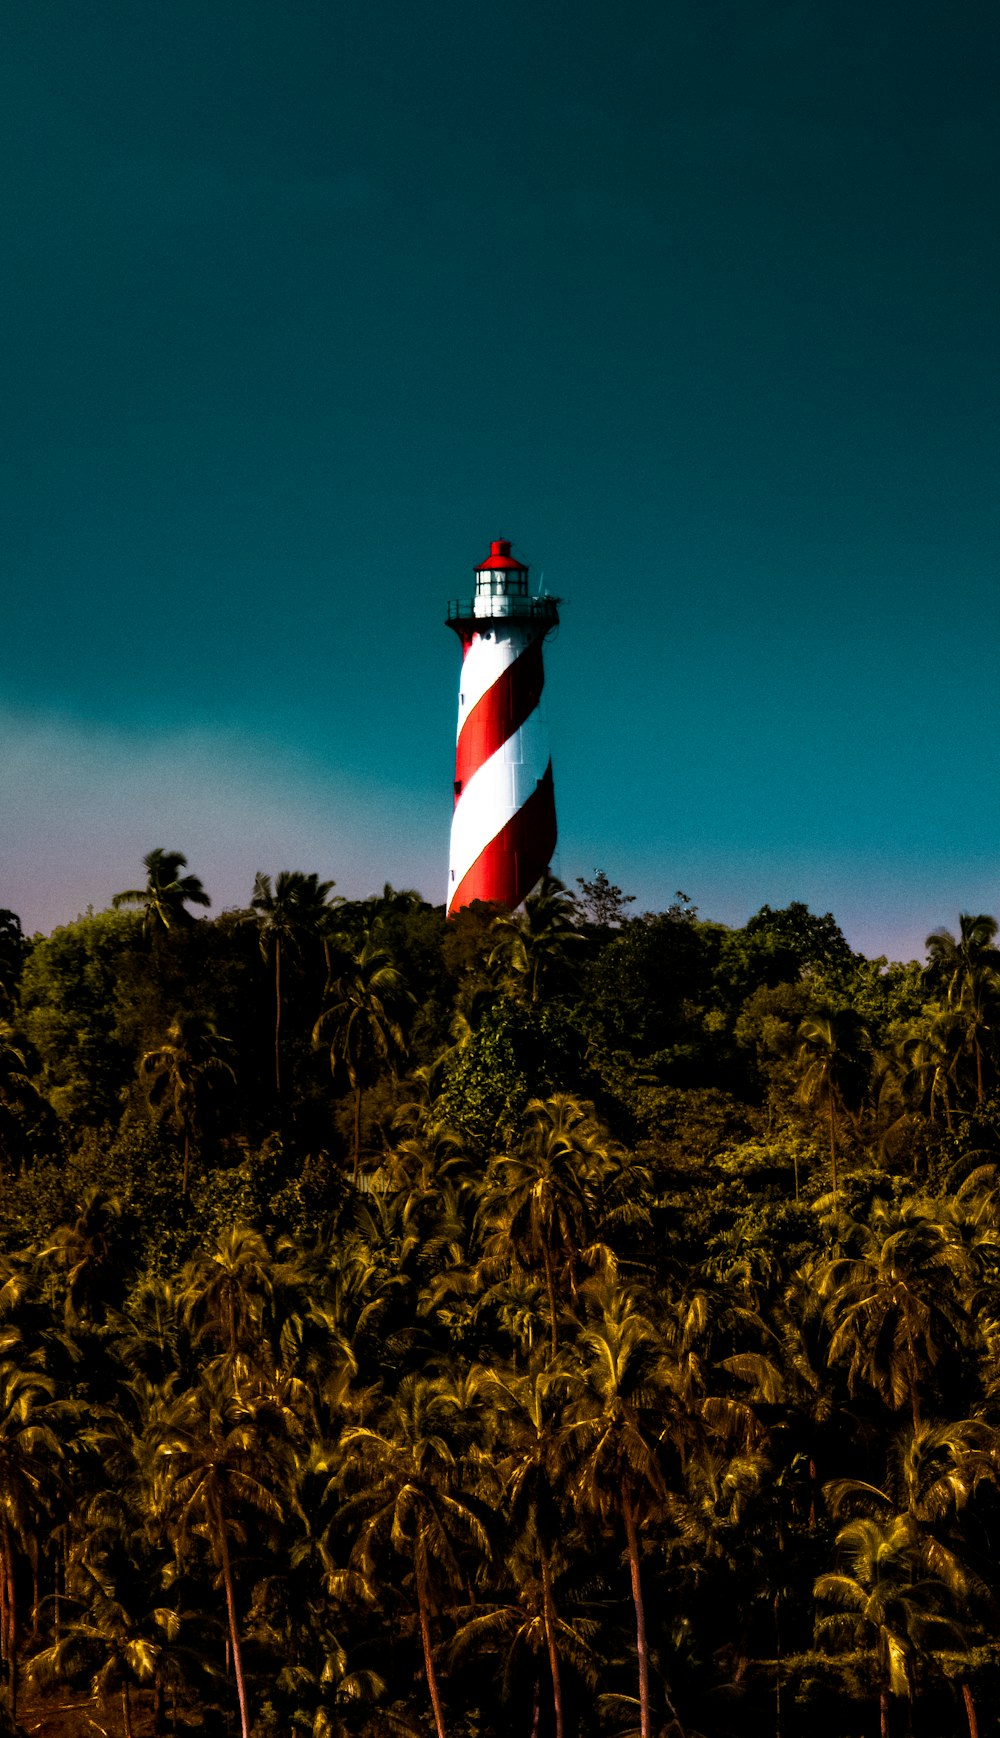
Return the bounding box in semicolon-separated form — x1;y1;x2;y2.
476;538;527;573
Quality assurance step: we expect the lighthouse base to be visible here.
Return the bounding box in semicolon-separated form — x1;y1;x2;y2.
448;761;556;914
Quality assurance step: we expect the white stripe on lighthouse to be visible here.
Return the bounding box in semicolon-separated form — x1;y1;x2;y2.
455;630;527;731
448;708;550;896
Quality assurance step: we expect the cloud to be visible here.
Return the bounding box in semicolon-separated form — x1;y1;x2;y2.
1;705;444;934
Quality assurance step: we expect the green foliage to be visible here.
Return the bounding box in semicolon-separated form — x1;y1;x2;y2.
19;909;147;1124
9;879;1000;1738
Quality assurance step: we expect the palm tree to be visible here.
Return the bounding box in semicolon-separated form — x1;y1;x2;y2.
815;1512;966;1738
336;1372;491;1738
246;870;337;1096
925;916;1000;1103
817;1199;973;1434
0;1354;62;1723
313;931;413;1184
564;1282;666;1738
485;1366;577;1738
140;1012;235;1196
925;914;999;1005
150;1367;290;1738
897;1007;967;1133
40;1187;128;1327
823;1419;996;1738
0;1025;54;1177
27;1552;180;1738
489;1095;605;1358
112;848;211;937
793;1006;870;1203
489;874;583;1004
0;913;23;1017
179;1223;310;1375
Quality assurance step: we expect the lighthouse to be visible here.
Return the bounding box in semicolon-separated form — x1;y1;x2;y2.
446;538;560;914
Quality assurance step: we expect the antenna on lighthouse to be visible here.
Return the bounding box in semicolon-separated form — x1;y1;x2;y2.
444;538;560;913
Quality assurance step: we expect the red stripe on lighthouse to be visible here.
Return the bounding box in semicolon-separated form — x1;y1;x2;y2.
454;636;544;798
449;761;556;911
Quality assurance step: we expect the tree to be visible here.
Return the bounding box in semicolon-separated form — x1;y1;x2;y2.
0;1026;55;1177
313;931;412;1183
793;1006;870;1202
150;1367;289;1738
246;870;337;1096
0;1353;62;1724
815;1512;966;1738
896;1007;967;1133
925;917;1000;1104
140;1013;235;1197
18;910;144;1126
112;848;211;938
817;1199;972;1434
824;1419;996;1738
485;1367;579;1738
574;870;635;931
564;1282;666;1738
337;1373;490;1738
0;915;24;1017
489;875;583;1005
489;1095;607;1359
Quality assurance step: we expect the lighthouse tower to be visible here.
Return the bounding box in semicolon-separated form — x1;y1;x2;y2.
446;538;559;914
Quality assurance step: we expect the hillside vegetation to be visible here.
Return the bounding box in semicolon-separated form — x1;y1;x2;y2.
1;860;1000;1738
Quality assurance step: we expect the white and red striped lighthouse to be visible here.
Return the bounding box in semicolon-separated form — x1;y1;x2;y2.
446;538;560;914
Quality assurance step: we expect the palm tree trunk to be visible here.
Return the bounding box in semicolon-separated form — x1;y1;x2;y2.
542;1243;559;1360
774;1591;782;1738
540;1553;565;1738
2;1521;16;1724
880;1683;890;1738
828;1092;838;1204
122;1678;134;1738
623;1492;651;1738
962;1681;979;1738
182;1128;190;1199
274;937;282;1097
213;1496;251;1738
353;1084;362;1185
415;1554;447;1738
7;1547;17;1725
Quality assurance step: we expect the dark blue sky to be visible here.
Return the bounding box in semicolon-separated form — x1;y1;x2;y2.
2;0;998;958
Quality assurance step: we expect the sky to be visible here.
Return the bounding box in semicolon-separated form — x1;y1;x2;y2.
1;0;998;962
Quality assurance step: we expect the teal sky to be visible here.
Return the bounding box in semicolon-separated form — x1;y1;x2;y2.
2;0;998;960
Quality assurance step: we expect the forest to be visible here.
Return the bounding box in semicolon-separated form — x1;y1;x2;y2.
1;850;1000;1738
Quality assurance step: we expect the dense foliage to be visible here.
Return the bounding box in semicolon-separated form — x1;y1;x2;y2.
1;864;1000;1738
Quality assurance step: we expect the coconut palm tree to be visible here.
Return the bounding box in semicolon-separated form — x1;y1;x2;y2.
150;1367;290;1738
823;1417;997;1738
112;848;211;937
793;1006;870;1203
0;1354;63;1723
487;1095;609;1359
0;1025;54;1177
485;1365;577;1738
817;1199;973;1434
140;1012;235;1196
489;875;583;1004
246;869;338;1096
815;1512;966;1738
313;931;413;1184
336;1372;491;1738
925;916;1000;1103
0;913;23;1017
564;1281;667;1738
897;1007;967;1132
